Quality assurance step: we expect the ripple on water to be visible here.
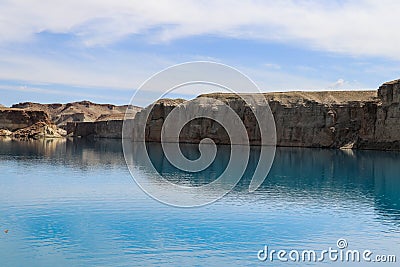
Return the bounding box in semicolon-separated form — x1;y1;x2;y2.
0;140;399;266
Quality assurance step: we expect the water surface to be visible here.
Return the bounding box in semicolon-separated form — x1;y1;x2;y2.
0;139;399;266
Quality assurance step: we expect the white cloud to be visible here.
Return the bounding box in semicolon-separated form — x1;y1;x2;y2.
0;0;390;105
0;84;114;100
332;78;346;88
0;0;400;59
263;63;281;70
325;78;367;90
242;66;369;92
0;48;172;90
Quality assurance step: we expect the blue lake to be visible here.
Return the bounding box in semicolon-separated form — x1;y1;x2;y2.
0;139;399;266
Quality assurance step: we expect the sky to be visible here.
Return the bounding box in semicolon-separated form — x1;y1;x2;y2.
1;0;400;107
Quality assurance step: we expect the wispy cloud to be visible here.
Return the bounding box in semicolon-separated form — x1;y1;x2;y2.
0;84;128;101
240;65;371;92
0;48;171;90
263;63;281;70
0;0;395;106
331;79;346;89
1;1;400;59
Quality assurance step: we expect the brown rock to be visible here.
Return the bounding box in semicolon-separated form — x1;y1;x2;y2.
11;101;142;128
12;122;63;140
0;108;51;131
126;83;400;150
58;80;400;151
0;129;12;136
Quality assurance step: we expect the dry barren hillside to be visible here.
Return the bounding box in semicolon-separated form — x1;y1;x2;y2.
11;101;142;128
199;90;378;106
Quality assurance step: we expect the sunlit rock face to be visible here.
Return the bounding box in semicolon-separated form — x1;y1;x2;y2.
0;108;51;131
11;101;142;129
0;107;66;140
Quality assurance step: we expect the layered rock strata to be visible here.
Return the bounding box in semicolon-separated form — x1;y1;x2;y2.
0;108;51;131
0;108;63;139
124;80;400;150
12;101;141;128
14;79;400;150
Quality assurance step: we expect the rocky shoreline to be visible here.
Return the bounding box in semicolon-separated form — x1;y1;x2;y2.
1;79;400;150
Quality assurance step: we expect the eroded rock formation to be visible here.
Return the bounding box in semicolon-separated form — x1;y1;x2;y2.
0;108;63;139
124;80;400;150
67;120;124;139
6;79;400;150
12;122;64;139
12;101;141;128
1;101;141;140
0;108;51;131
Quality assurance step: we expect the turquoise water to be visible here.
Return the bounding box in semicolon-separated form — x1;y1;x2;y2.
0;139;399;266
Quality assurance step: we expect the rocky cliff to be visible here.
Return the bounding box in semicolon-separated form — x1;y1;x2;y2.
0;108;51;131
12;101;141;128
127;91;381;148
67;120;125;139
365;80;400;149
17;79;400;150
266;91;379;149
0;107;64;139
123;80;400;150
0;100;140;140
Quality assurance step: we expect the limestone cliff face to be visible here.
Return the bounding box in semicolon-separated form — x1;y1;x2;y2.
69;80;400;150
362;80;400;149
269;98;378;148
67;120;124;139
0;108;51;131
12;101;141;128
129;91;382;149
12;122;63;139
0;108;65;139
1;100;141;140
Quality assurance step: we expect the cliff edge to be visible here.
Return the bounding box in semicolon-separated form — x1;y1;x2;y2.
124;80;399;150
6;79;400;150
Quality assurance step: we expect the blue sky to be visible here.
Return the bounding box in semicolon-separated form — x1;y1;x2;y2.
1;0;400;107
